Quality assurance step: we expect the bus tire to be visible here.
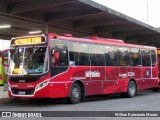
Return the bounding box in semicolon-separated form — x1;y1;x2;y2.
68;83;81;104
121;81;137;98
126;81;137;98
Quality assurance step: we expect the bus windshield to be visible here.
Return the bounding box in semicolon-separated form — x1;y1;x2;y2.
8;46;48;75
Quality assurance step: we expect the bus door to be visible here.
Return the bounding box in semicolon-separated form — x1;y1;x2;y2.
141;49;151;89
89;44;105;95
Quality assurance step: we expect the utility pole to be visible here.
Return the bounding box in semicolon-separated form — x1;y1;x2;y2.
147;0;149;23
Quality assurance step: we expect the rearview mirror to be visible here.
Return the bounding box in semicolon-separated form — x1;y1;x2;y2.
1;49;9;67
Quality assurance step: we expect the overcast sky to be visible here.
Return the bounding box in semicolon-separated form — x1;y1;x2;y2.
92;0;160;28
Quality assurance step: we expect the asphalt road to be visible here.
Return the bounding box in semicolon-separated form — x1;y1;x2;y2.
1;90;160;120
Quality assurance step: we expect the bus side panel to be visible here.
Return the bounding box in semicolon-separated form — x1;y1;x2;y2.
142;68;151;89
48;83;66;98
68;66;91;96
49;66;91;97
149;65;159;88
89;66;105;95
118;66;131;93
104;66;121;94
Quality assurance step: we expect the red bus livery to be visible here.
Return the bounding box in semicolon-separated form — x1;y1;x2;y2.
3;33;159;103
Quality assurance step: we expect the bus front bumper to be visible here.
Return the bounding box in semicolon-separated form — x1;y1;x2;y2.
8;82;71;99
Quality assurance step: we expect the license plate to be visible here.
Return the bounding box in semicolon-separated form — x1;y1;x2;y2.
18;91;26;95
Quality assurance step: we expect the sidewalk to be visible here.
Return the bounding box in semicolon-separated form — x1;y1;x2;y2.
0;86;9;99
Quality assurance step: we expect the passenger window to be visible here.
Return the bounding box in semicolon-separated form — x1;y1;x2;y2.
119;47;130;66
141;49;151;66
69;42;90;66
104;46;119;66
130;48;141;66
89;44;105;66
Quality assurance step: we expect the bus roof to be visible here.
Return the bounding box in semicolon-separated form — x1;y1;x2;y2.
48;33;156;50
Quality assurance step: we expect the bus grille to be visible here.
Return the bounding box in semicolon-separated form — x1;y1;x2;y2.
11;89;35;95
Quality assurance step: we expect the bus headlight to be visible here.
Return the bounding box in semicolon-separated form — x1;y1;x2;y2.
36;80;48;91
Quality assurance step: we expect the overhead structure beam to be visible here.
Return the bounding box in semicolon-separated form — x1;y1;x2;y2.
96;24;142;34
0;33;14;40
112;29;155;38
0;27;30;38
47;10;103;22
74;18;124;29
126;34;160;41
9;0;75;14
151;42;160;47
0;0;7;13
0;14;42;29
49;23;94;35
48;25;92;37
137;36;160;43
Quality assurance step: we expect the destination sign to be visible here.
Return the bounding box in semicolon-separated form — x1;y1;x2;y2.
157;50;160;54
11;36;46;45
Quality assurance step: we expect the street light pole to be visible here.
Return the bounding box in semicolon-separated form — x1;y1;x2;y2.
147;0;149;23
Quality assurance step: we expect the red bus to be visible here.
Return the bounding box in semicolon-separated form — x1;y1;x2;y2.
157;49;160;73
152;48;160;91
2;33;159;104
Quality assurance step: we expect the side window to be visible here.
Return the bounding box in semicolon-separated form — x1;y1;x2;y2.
130;48;141;66
50;40;68;66
104;46;119;66
151;50;156;67
89;44;105;66
69;42;90;66
119;47;130;66
141;49;151;66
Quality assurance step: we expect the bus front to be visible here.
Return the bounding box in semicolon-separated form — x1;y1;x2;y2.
7;35;50;98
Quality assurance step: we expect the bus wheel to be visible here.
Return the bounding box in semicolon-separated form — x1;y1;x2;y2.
68;83;81;104
127;81;137;98
121;81;137;98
